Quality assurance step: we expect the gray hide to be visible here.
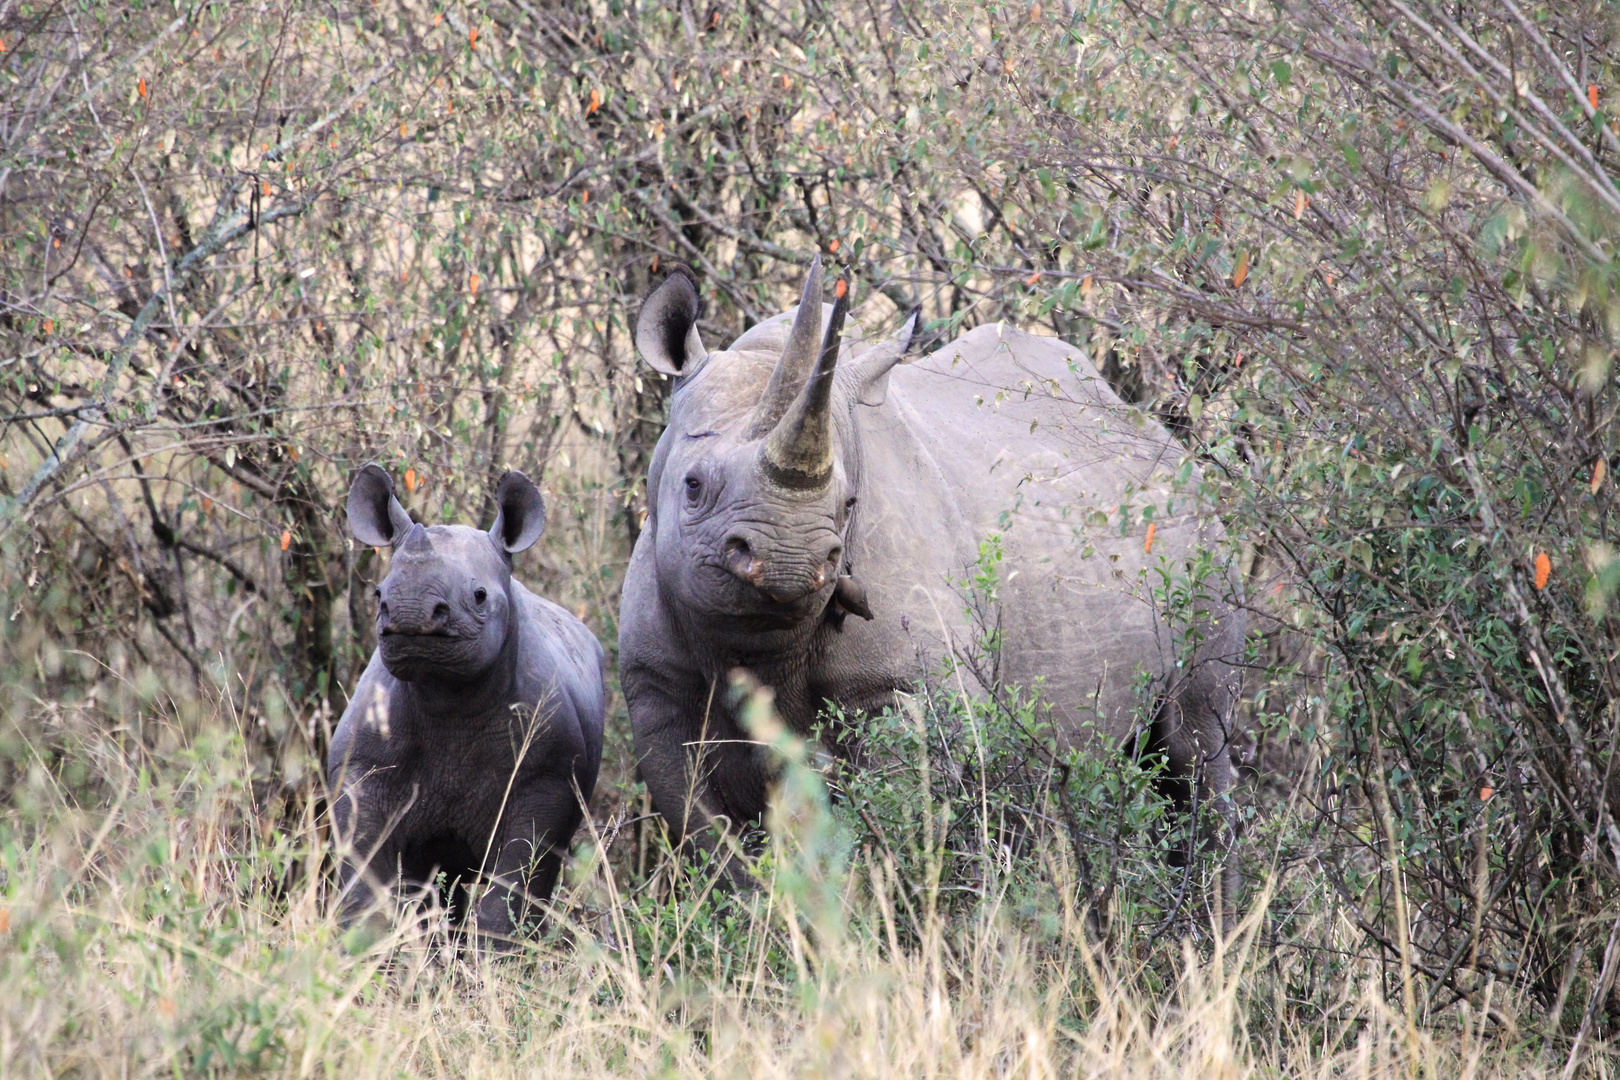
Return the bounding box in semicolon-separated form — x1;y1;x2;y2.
620;260;1246;911
329;464;606;946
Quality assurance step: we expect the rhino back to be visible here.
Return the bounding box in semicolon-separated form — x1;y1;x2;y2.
845;324;1229;739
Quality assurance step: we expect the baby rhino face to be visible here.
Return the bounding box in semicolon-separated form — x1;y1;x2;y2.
346;464;547;686
375;524;514;683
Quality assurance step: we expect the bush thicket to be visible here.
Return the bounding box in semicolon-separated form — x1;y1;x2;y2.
4;0;1620;1073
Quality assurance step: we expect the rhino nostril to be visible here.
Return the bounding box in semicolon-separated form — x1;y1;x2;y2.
723;536;766;585
431;602;450;624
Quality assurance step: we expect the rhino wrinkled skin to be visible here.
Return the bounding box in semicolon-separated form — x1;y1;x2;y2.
329;464;605;945
620;260;1245;910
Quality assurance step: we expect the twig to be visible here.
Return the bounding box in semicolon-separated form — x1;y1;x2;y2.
2;199;308;531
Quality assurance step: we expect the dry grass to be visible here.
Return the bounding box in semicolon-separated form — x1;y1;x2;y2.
0;689;1565;1080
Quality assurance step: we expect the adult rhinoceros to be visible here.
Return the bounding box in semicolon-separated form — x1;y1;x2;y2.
620;258;1245;907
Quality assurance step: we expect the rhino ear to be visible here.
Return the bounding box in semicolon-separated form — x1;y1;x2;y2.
841;308;919;407
634;266;706;376
348;463;413;547
489;470;546;554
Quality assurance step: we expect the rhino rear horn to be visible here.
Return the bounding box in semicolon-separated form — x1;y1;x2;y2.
347;463;414;547
634;266;706;376
489;470;546;554
761;277;849;489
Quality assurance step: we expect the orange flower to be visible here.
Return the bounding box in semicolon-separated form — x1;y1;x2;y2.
828;238;840;252
1294;189;1309;220
469;272;480;296
587;88;601;115
1025;270;1042;286
1594;459;1607;494
1591;84;1600;109
280;530;291;551
1479;786;1495;802
468;26;478;49
834;278;848;299
405;468;418;492
138;77;148;98
1144;522;1157;553
1534;552;1551;590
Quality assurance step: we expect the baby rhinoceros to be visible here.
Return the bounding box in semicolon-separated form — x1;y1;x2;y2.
328;464;605;948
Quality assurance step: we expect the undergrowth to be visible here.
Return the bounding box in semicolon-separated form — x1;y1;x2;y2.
0;668;1565;1079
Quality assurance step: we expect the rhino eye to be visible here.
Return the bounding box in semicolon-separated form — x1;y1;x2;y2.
474;588;488;605
844;496;858;510
684;475;702;498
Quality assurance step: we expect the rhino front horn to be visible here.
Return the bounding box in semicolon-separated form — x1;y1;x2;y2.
751;255;824;437
761;277;849;489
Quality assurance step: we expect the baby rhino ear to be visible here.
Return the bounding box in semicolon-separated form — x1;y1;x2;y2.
347;463;413;547
489;470;546;554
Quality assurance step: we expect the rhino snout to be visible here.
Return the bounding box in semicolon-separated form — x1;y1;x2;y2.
378;596;455;636
721;533;841;604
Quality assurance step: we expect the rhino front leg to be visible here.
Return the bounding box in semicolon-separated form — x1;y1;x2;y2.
469;789;586;948
631;689;768;884
329;784;408;938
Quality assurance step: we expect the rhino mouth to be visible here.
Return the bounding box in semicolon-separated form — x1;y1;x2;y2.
380;626;461;639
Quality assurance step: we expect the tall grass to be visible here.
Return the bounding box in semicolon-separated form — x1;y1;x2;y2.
0;678;1554;1079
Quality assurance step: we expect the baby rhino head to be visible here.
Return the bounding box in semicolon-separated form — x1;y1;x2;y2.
346;464;546;685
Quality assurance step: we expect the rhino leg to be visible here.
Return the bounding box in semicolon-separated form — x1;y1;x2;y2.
329;781;409;938
1151;673;1241;933
469;788;585;948
632;690;770;885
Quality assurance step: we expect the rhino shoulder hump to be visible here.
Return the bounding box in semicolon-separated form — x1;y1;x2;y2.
512;581;607;739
